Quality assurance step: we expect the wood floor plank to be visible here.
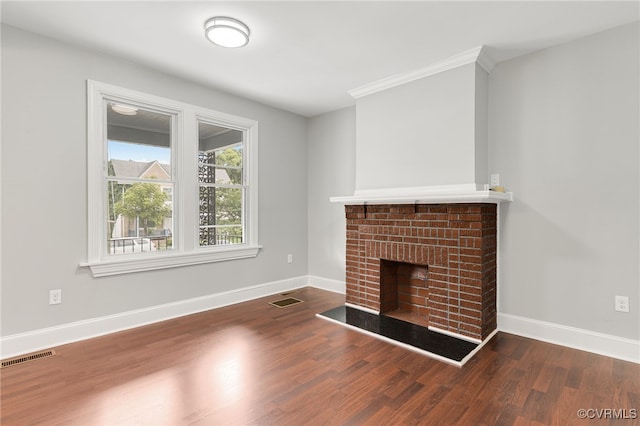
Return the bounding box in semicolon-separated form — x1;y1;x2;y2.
1;287;639;425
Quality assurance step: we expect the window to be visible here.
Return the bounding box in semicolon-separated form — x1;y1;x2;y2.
197;121;244;247
85;81;259;277
107;107;174;255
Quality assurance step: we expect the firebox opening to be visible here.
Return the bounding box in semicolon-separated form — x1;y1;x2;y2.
380;260;430;328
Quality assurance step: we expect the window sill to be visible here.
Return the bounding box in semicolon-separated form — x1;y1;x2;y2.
80;245;261;277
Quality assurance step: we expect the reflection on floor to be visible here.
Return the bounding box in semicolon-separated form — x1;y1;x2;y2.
317;305;478;364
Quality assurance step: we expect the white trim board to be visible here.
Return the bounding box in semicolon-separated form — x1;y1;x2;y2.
315;312;498;367
345;302;379;315
428;326;481;344
0;276;309;359
306;275;345;295
498;313;640;364
315;312;464;367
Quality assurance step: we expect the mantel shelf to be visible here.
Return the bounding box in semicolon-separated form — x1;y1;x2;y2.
330;189;513;206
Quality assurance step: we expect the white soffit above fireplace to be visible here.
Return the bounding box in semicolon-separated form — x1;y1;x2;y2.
341;46;513;206
330;184;513;206
349;46;495;99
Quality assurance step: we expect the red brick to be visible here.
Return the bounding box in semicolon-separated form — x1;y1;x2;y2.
343;203;496;341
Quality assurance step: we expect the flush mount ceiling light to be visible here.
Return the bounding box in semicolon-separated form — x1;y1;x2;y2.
204;16;250;48
111;104;138;116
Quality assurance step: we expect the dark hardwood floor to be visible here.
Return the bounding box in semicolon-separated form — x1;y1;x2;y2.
1;287;638;425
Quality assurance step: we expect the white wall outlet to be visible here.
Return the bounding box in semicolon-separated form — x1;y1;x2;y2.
49;289;62;305
287;254;293;264
490;174;500;187
615;295;629;312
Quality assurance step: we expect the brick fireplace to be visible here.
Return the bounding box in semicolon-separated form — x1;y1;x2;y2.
345;203;497;341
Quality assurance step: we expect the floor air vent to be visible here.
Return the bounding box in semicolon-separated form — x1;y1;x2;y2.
269;297;303;308
1;350;56;368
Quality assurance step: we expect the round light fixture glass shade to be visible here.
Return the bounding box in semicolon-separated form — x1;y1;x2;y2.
111;104;138;115
204;16;250;48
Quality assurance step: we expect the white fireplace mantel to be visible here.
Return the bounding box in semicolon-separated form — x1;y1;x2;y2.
330;184;513;205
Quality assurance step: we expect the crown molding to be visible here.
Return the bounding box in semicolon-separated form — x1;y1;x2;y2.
476;47;496;74
349;45;495;99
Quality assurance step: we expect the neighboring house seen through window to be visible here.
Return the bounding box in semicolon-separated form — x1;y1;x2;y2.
107;108;174;255
84;81;259;277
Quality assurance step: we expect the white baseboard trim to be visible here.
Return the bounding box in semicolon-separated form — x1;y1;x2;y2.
498;313;640;364
0;276;309;359
4;278;637;365
306;275;345;294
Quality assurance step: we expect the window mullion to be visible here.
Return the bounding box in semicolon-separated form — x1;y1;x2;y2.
179;109;198;252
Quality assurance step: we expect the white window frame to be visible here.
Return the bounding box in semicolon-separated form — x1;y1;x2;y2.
83;80;259;277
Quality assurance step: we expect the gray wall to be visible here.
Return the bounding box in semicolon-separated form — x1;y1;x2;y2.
307;107;355;281
489;22;639;340
1;25;308;335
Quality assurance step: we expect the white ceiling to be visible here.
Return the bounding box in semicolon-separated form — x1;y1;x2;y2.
2;1;638;117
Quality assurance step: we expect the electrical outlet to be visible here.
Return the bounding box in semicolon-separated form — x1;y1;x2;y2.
615;295;629;312
287;254;293;264
49;289;62;305
490;174;500;187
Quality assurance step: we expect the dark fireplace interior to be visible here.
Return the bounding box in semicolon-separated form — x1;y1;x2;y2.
380;260;430;328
